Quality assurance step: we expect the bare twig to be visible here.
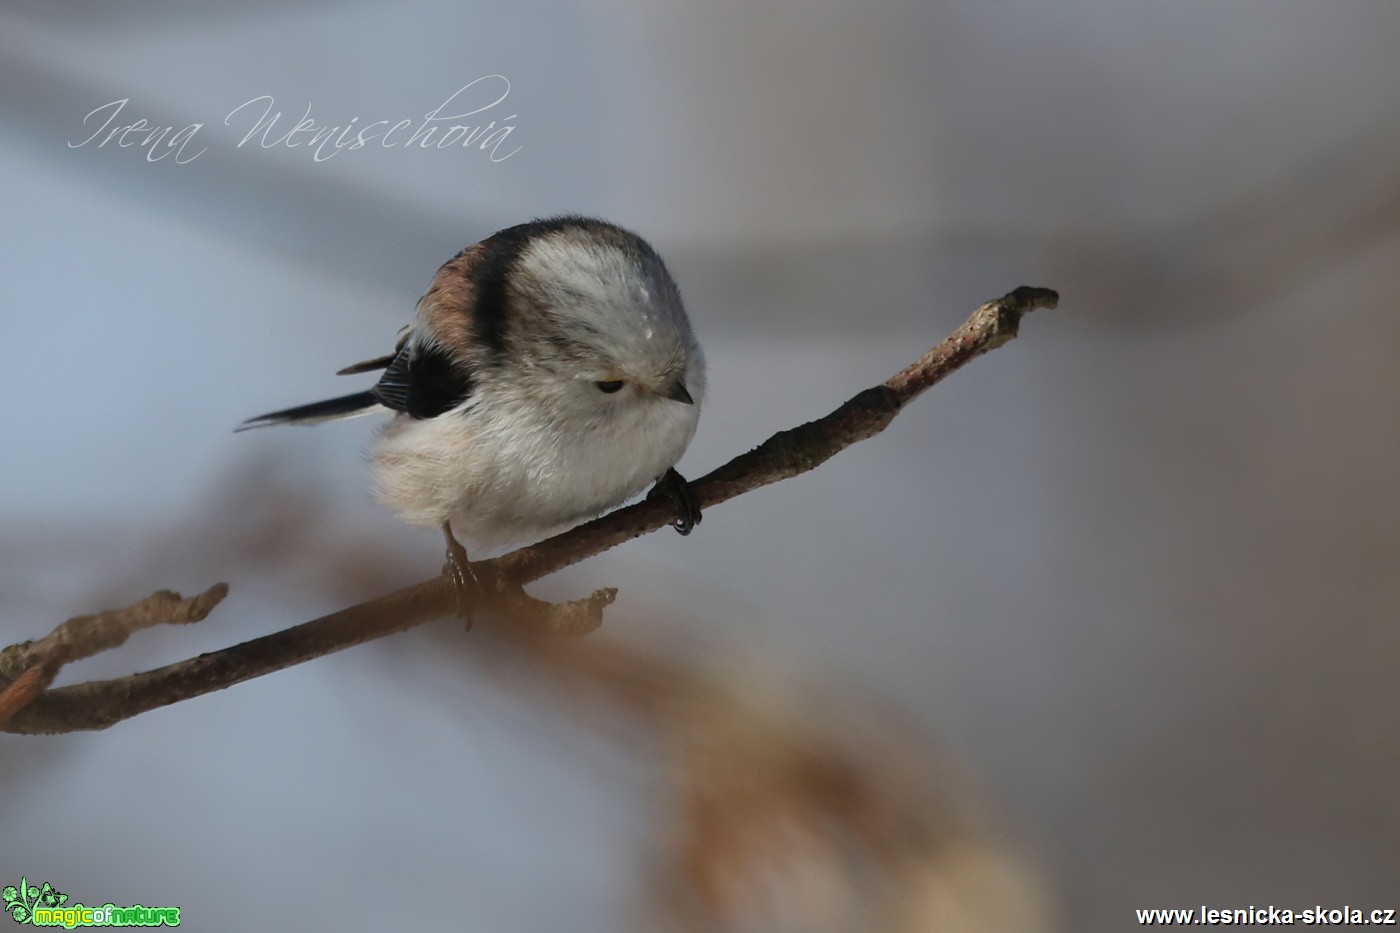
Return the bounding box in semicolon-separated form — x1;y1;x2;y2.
1;286;1057;735
0;584;228;726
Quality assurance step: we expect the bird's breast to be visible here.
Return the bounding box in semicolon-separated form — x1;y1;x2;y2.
370;389;699;550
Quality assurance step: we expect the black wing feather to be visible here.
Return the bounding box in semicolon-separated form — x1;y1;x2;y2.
370;343;473;419
335;354;396;376
240;335;471;432
369;345;413;412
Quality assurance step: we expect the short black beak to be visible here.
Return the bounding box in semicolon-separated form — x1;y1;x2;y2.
664;379;694;405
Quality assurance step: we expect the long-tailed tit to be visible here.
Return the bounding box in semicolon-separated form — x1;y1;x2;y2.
240;216;705;608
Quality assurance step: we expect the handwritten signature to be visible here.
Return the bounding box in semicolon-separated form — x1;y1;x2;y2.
68;77;521;165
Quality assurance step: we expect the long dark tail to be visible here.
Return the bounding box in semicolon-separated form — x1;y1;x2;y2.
236;391;382;431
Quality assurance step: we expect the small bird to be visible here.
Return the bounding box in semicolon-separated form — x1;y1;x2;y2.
239;216;705;609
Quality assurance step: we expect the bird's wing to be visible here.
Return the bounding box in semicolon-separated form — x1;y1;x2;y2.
369;342;475;419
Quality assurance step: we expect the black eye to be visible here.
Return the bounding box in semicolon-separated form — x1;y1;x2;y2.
596;380;625;394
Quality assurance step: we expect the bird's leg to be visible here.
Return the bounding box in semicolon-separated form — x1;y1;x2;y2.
439;524;609;635
441;521;482;626
647;467;702;536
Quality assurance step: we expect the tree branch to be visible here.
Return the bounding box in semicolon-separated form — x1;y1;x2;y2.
0;585;228;725
1;286;1057;735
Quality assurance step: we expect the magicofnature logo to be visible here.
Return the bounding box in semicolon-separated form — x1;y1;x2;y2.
3;878;179;928
3;879;63;925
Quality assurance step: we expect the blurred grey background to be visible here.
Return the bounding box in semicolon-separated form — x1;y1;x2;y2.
2;2;1399;930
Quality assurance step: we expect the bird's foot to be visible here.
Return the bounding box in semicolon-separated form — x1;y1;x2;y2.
441;522;481;627
647;467;702;536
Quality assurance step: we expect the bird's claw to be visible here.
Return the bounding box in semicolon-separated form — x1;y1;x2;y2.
648;467;702;536
442;522;481;627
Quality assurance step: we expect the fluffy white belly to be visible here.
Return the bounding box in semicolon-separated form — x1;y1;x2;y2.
370;391;697;550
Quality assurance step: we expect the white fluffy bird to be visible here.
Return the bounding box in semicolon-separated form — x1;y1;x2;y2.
240;216;705;600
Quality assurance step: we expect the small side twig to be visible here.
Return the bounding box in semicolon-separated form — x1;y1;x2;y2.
1;286;1057;735
0;584;228;726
